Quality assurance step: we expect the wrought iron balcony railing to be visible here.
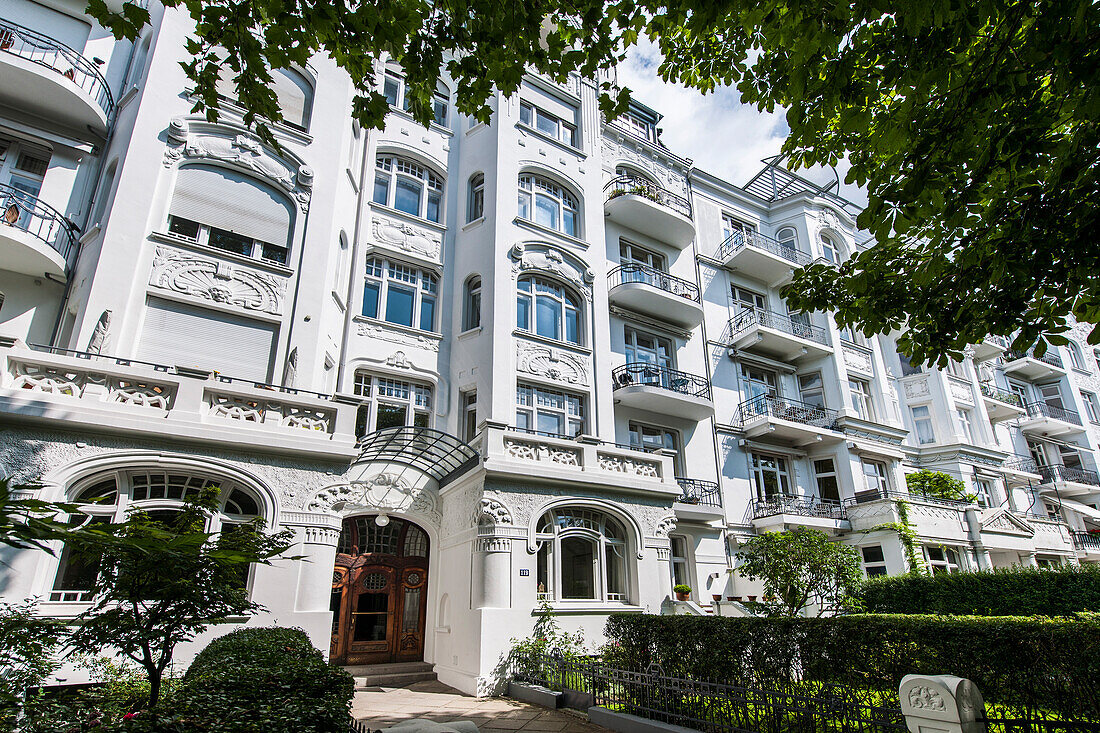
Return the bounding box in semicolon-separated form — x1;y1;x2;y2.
844;488;969;509
979;382;1023;407
751;494;847;521
0;19;115;121
1072;531;1100;552
737;394;838;429
675;478;722;508
1;183;78;267
1037;464;1100;486
729;308;830;346
1004;347;1063;369
612;363;712;400
715;228;813;267
608;263;700;302
1024;401;1082;426
1003;456;1040;473
604;174;692;218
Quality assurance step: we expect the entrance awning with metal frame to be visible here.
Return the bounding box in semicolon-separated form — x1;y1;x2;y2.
355;426;481;485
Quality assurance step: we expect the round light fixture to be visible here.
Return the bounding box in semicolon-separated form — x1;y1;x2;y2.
375;513;390;527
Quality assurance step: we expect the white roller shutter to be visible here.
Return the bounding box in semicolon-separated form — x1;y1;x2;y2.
524;83;578;126
271;69;312;129
170;165;293;246
138;297;277;382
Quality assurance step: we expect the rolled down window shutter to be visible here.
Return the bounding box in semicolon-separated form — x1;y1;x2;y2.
271;69;312;129
138;297;277;382
170;165;293;246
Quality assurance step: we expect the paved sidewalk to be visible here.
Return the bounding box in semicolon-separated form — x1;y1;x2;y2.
352;680;610;733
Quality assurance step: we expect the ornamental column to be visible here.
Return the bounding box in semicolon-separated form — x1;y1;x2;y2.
282;511;343;613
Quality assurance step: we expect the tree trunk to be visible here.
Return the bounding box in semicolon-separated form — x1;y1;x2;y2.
147;665;162;708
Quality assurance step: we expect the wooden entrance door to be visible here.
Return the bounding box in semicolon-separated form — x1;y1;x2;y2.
330;516;430;665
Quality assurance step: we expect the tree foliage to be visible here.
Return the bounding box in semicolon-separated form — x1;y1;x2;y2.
735;527;862;617
904;469;976;503
0;601;67;727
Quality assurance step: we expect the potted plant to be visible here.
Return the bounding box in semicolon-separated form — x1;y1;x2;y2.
711;594;722;602
673;584;691;601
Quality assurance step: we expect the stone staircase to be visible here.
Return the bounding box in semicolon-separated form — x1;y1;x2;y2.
343;661;437;689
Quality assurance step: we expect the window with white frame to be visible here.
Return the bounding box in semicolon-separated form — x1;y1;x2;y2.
535;508;628;602
518;174;578;237
462;275;481;331
957;408;976;443
628;422;681;473
776;226;797;251
925;546;960;575
50;472;263;602
911;405;935;445
848;378;875;420
1094;349;1100;372
862;459;890;494
721;214;755;243
215;66;314;131
516;383;585;437
362;258;438;332
624;327;673;369
619;240;666;271
798;372;825;408
383;69;449;126
860;545;888;577
819;233;841;264
813;459;840;501
974;478;996;507
945;359;968;379
614;110;658;143
467;173;484;222
669;535;690;591
167;164;295;265
742;366;778;401
353;372;432;435
751;453;791;500
516;275;582;344
1082;391;1100;424
373;155;444;223
1067;341;1086;370
461;390;478;442
897;350;923;376
520;101;578;147
838;325;866;346
732;285;766;312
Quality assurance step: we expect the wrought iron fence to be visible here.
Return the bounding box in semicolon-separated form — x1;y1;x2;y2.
0;19;115;120
715;228;813;267
1005;348;1064;369
612;363;712;400
980;382;1023;407
981;717;1100;733
751;494;847;521
1003;456;1040;473
737;394;838;429
1037;464;1100;486
729;308;830;345
1072;531;1100;552
1024;401;1082;426
1;183;78;267
604;174;692;218
608;263;700;302
675;478;722;507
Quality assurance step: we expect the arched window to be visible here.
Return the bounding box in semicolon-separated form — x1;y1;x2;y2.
535;508;628;602
463;275;481;331
467;173;485;223
517;275;581;345
373;155;444;224
820;233;841;264
776;227;797;251
167;164;295;265
1066;341;1085;371
50;472;263;602
518;174;578;237
215;66;314;132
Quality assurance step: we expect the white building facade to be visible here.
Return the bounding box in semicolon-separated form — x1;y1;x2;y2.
1;1;1098;695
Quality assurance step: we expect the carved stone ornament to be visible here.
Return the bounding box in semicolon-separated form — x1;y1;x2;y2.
904;377;931;399
515;340;590;386
816;206;844;234
654;515;677;538
150;246;286;315
371;215;442;262
307;473;442;527
510;242;595;300
475;496;514;526
842;344;874;375
949;378;973;404
357;322;441;352
898;674;985;733
980;508;1034;536
600;136;689;194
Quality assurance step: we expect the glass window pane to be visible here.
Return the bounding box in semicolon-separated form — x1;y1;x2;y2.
419;296;435;332
536;111;558;137
537;411;563;436
517;294;531;330
395;178;422;217
384;76;400;106
518;191;531;221
426;191;441;223
362;281;380;318
536;296;561;340
520;103;532;126
385;284;415;327
565;308;579;345
534;193;558;230
373;175;389;206
561;536;595;599
376;403;407;430
208;228;253;257
563;209;576;237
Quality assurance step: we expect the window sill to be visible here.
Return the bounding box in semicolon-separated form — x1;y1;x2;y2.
515;123;587;160
386;106;454;137
354;315;443;344
184;91;315;146
368;202;447;234
462;217;486;232
513;329;592;356
149;232;294;277
513;217;588;251
465;121;489;135
458;327;482;340
534;603;644;614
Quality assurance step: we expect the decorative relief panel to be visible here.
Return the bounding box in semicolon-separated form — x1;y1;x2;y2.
9;362;175;410
510;243;595;300
307;473;442;527
504;438;581;466
948;377;973;405
596;452;661;478
654;515;677;538
207;392;333;432
150;246;286;315
903;377;931;399
515;340;590;386
371;215;442;263
599;137;689;195
475;496;514;526
842;344;874;375
357;322;441;352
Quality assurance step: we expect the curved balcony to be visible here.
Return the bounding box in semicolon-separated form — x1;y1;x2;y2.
0;184;78;277
972;335;1010;362
716;229;812;287
0;19;113;138
607;264;702;328
1002;348;1065;380
1072;531;1100;559
1019;401;1084;437
736;394;841;445
750;494;848;532
612;363;713;420
727;308;832;362
674;477;723;520
603;175;695;249
1036;465;1100;496
979;382;1025;422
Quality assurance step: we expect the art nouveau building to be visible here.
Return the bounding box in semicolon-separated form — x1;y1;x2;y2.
1;0;1098;695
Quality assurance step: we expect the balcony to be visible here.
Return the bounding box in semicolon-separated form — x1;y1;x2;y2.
1002;348;1065;380
607;264;703;328
736;394;841;445
979;382;1026;422
1019;401;1084;437
1001;456;1043;486
1;184;79;278
715;229;812;287
972;335;1010;362
1072;531;1100;558
844;489;968;541
750;494;848;533
603;175;695;249
612;363;714;420
674;478;724;520
726;309;832;362
1036;464;1100;496
0;20;113;138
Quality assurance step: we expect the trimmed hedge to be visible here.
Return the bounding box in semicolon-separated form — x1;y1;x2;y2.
176;627;354;733
856;564;1100;616
603;613;1100;719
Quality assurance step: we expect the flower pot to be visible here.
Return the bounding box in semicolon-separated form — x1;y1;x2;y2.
675;592;689;601
747;595;757;602
712;594;722;602
726;596;737;601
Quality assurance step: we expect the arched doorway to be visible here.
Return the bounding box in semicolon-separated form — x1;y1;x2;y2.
330;515;429;665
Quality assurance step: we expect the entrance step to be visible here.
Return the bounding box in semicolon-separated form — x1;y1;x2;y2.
343;661;436;688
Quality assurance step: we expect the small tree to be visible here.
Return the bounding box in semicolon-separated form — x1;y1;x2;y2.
0;601;67;726
906;470;976;503
735;527;863;617
67;486;292;708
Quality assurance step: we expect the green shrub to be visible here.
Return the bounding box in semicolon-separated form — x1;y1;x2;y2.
175;627;354;733
603;613;1100;720
858;564;1100;616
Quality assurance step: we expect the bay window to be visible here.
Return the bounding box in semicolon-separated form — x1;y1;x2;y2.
535;508;628;603
373;155;444;223
362;258;438;332
517;275;581;345
518;174;578;237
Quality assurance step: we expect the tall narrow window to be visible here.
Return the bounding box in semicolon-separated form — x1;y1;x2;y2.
813;459;840;501
669;536;689;591
862;460;889;494
776;227;797;251
461;390;478;442
820;233;841;264
467;173;485;222
957;408;976;443
848;379;874;420
751;453;790;500
798;373;825;408
1067;342;1086;371
974;479;996;507
1081;391;1100;424
462;276;481;331
911;405;935;444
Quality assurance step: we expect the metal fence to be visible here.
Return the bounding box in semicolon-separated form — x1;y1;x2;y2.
612;363;712;400
716;228;813;267
1;183;79;267
609;263;700;302
676;478;722;508
604;174;692;218
729;308;830;345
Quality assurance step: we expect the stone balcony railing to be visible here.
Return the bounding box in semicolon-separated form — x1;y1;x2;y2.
0;339;358;459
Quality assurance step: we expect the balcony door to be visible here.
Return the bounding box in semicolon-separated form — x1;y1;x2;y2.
624;327;673;388
1038;383;1065;410
732;286;766;314
742;367;778;402
620;240;665;271
751;453;791;500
